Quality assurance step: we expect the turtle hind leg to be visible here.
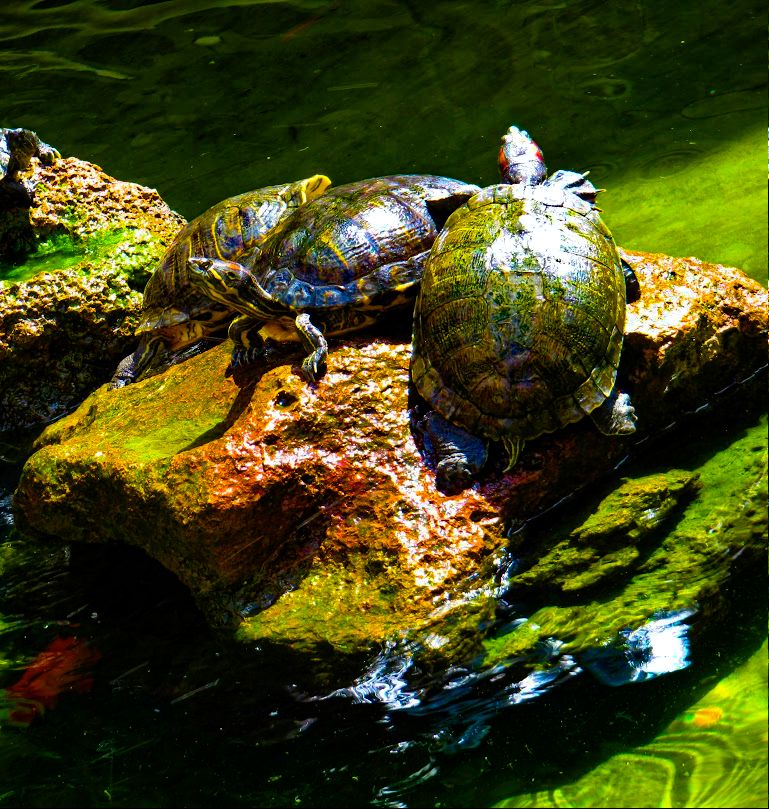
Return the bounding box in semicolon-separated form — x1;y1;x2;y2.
590;387;637;435
228;315;266;369
295;313;328;383
352;250;429;305
108;335;163;388
413;411;488;494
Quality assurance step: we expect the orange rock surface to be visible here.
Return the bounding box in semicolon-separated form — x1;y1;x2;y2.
12;248;766;667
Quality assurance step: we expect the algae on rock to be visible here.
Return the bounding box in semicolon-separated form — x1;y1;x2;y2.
0;156;184;432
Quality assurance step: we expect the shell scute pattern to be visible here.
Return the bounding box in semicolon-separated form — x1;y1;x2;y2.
412;126;637;487
109;174;331;388
183;173;481;383
259;176;439;297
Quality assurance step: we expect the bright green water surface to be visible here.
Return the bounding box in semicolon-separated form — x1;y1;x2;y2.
0;0;766;806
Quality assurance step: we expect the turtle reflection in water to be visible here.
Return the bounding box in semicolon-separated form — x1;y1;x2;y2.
186;174;480;381
109;174;331;387
411;125;640;493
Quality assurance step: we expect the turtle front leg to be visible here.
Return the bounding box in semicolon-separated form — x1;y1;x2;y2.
413;411;488;494
590;386;637;435
295;313;328;383
228;315;266;368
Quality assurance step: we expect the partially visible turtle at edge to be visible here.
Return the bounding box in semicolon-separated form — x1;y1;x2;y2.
186;174;481;382
0;127;60;208
109;174;331;387
411;125;640;493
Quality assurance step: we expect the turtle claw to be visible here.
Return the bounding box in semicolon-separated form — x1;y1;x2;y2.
230;345;263;369
300;355;326;384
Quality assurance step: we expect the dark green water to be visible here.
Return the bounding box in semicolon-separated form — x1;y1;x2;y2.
0;1;766;806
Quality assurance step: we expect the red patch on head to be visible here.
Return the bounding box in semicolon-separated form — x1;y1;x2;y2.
498;145;510;171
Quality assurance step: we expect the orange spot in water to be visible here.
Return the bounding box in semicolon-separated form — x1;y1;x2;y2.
691;706;723;728
281;0;340;40
3;636;101;726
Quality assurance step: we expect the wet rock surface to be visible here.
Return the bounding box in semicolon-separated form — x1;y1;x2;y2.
11;245;767;679
0;156;184;432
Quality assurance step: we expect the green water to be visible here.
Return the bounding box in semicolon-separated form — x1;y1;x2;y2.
1;0;766;283
0;0;766;806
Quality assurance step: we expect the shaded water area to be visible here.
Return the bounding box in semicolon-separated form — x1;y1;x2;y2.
0;0;766;806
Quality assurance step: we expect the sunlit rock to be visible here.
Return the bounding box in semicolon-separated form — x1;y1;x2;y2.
0;156;184;432
11;247;768;682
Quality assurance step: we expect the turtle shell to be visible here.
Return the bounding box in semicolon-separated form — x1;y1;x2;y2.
411;181;626;442
139;176;330;335
253;175;480;311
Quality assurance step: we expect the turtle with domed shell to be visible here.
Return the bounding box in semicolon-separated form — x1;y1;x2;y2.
411;125;640;493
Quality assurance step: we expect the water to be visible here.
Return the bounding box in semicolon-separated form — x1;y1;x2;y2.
0;0;767;806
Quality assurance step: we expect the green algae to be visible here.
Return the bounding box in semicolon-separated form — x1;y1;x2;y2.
605;126;768;284
237;564;402;655
510;470;702;594
0;226;165;288
0;233;83;283
37;349;235;465
481;413;768;667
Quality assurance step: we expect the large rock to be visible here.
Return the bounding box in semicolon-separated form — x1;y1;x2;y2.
0;156;184;432
11;249;768;681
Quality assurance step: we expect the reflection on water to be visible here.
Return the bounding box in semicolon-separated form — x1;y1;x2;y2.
1;0;765;279
579;608;694;687
0;0;766;806
497;638;769;809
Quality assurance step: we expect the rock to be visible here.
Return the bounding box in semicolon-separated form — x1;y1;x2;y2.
11;249;768;681
510;470;702;594
0;157;185;432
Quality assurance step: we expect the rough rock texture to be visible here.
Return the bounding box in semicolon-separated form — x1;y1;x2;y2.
11;250;768;677
28;157;184;246
0;157;185;432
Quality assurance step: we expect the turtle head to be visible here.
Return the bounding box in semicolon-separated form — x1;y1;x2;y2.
187;256;272;315
5;128;41;169
498;125;547;186
546;169;602;205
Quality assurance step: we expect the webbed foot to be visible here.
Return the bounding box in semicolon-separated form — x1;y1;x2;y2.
230;344;265;369
227;315;266;372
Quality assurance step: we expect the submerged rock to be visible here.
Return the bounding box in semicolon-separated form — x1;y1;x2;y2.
510;469;703;594
11;248;768;683
0;156;184;432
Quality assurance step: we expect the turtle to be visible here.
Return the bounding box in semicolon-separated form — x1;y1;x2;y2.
410;125;640;493
185;174;481;382
0;127;60;208
108;173;331;387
